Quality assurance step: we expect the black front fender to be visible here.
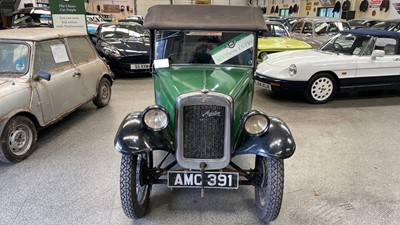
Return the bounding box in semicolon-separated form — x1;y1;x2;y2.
114;111;174;154
234;116;296;159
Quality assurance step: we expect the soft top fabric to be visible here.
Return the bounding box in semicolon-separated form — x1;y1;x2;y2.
144;5;267;31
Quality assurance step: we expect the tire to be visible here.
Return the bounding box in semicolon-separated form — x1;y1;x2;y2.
255;156;284;222
304;73;337;104
0;116;37;163
93;77;111;108
120;152;153;219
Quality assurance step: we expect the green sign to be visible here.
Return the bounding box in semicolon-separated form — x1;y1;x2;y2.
210;34;254;65
49;0;87;32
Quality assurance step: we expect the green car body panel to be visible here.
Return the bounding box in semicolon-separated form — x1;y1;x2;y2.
153;66;254;145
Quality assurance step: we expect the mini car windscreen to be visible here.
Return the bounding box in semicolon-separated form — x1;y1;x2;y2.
0;43;29;77
155;31;254;67
100;24;150;39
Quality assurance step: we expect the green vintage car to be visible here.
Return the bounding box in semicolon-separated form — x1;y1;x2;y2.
114;5;296;223
258;21;312;62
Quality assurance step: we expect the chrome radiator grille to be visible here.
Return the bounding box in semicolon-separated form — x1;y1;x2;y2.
176;91;232;170
183;105;225;159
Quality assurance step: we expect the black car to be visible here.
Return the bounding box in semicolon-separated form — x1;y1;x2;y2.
11;7;52;28
90;22;150;76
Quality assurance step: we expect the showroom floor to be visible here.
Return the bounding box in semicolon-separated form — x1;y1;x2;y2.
0;76;399;225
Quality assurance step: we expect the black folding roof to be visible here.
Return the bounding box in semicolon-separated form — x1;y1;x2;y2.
144;5;267;31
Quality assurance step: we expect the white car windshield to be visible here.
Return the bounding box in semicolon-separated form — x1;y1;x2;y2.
320;33;373;55
155;30;254;66
0;43;29;77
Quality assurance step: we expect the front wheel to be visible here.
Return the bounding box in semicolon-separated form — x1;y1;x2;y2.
304;73;337;104
255;155;284;222
120;152;153;219
0;116;37;163
93;77;111;108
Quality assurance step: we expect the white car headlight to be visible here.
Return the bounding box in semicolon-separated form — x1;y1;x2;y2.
243;110;270;136
289;64;297;76
143;106;169;131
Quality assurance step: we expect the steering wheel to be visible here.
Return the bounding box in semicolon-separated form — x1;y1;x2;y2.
333;43;343;52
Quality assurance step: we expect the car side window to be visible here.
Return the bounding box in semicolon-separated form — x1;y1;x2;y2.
373;38;397;55
303;22;312;33
33;40;71;75
67;37;97;64
291;22;303;33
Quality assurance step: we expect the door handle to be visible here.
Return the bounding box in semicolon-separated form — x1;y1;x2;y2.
73;72;81;77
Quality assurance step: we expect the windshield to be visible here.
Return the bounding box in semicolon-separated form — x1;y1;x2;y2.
100;23;149;39
260;24;288;37
320;33;372;55
12;13;52;27
0;43;30;77
314;22;351;35
155;30;254;67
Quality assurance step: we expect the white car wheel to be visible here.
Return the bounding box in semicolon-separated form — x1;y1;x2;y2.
305;73;337;104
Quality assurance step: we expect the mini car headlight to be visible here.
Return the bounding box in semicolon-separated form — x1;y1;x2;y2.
143;106;169;131
288;64;297;76
242;110;270;136
260;52;268;61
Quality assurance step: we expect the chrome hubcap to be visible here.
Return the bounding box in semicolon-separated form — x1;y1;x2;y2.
8;124;32;155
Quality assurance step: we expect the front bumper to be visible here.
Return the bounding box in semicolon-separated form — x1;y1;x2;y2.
254;73;307;93
107;56;150;75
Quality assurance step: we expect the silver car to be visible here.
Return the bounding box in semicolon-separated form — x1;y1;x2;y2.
290;17;351;48
0;28;113;163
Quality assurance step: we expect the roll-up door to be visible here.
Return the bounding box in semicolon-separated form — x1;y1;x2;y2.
136;0;171;16
212;0;247;5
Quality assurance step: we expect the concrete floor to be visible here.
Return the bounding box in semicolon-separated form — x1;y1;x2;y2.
1;76;399;225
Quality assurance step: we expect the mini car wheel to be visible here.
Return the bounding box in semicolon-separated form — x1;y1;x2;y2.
93;77;111;108
255;155;284;222
120;152;153;219
0;116;37;163
304;73;337;104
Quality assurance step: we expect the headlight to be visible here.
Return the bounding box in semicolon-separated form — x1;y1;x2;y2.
143;106;169;131
288;64;297;76
260;52;268;61
242;110;270;136
101;42;121;57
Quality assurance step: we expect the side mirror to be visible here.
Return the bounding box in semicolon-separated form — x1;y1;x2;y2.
371;50;385;60
38;71;51;81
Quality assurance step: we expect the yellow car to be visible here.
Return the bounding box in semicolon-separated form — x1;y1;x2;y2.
258;21;312;62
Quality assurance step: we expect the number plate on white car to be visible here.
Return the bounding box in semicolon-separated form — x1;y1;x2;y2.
130;64;150;70
255;80;272;91
168;171;239;189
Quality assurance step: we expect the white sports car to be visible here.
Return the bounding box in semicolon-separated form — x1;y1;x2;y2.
255;29;400;104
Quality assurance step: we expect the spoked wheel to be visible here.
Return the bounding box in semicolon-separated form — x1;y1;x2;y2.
0;116;37;163
255;155;284;223
120;152;153;219
304;73;337;104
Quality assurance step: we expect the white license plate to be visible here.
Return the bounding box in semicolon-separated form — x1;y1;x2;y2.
130;64;150;70
255;80;272;91
168;171;239;189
